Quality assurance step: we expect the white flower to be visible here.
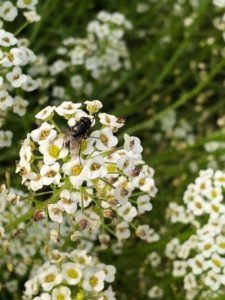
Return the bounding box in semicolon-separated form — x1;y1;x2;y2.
137;195;152;214
117;155;135;176
85;100;102;114
0;90;13;110
188;254;207;275
148;286;164;298
21;75;39;91
17;0;38;10
23;10;41;23
88;155;107;179
98;264;116;283
70;249;92;268
124;133;143;154
52;286;71;300
0;29;17;46
172;261;187;277
70;74;83;89
62;262;82;285
116;221;130;240
12;96;28;116
55;101;81;117
38;265;62;291
6;66;27;88
117;202;137;222
0;1;18;22
133;175;155;193
62;158;90;186
33;293;51;300
91;127;118;151
83;270;105;292
48;203;63;223
39;138;68;165
58;189;78;214
31;122;57;144
40;163;61;186
35;106;56;120
99;113;124;129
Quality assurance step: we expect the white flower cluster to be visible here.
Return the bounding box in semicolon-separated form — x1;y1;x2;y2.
17;100;158;245
0;0;40;148
23;249;116;300
49;11;132;98
166;169;225;300
0;184;45;294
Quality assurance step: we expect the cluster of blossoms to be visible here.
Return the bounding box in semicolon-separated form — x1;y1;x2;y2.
153;110;195;150
23;249;116;300
49;11;132;99
17;100;159;246
166;169;225;299
0;184;44;294
0;0;40;148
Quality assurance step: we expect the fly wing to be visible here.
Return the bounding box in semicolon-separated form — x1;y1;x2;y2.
68;136;83;159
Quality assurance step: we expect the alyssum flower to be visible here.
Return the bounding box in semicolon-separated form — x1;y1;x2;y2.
23;249;116;300
17;100;159;245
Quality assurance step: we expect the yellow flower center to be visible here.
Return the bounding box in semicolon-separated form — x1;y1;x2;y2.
212;259;222;268
57;294;65;300
107;164;117;173
24;0;32;4
45;273;55;283
47;170;57;177
211;189;218;198
91;163;101;171
100;133;108;145
89;275;98;287
49;144;60;158
77;257;85;265
72;164;83;176
67;268;78;278
204;243;212;250
219;242;225;249
40;130;50;140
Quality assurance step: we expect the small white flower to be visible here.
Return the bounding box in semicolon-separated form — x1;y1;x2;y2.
172;261;187;277
55;101;81;117
6;66;27;88
48;203;63;223
148;286;164;298
117;202;137;222
23;10;41;23
58;189;78;214
83;270;105;292
40;162;61;186
52;286;71;300
17;0;38;10
38;265;62;291
98;264;116;283
0;1;18;22
0;29;17;46
137;195;152;214
116;221;131;240
0;90;13;110
12;96;28;116
124;133;143;154
85;100;102;114
35;106;56;120
31;122;57;144
91;127;118;151
62;262;82;285
39;138;68;165
88;155;107;179
62;158;90;186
